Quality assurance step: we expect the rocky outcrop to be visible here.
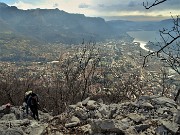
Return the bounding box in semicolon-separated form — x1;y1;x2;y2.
0;105;52;135
0;95;180;135
47;95;180;135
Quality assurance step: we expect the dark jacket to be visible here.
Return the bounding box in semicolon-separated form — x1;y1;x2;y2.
26;93;38;114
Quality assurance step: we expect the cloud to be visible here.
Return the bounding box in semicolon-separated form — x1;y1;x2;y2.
12;1;37;9
8;0;180;21
78;3;90;9
91;0;143;12
14;0;44;5
53;3;58;8
103;15;169;21
98;4;104;8
128;1;137;7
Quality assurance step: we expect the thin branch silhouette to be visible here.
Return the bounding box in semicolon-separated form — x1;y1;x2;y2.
143;0;167;9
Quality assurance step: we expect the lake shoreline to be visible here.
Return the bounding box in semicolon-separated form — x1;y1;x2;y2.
127;31;159;52
133;40;150;51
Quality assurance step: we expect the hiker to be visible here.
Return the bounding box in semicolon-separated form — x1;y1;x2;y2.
24;90;32;114
1;103;11;114
24;91;40;120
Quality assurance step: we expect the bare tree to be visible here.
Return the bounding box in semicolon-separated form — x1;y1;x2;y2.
143;16;180;74
143;0;180;101
38;41;102;114
60;42;100;101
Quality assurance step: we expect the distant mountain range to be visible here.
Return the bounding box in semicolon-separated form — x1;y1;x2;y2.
0;2;174;44
0;2;117;44
107;19;173;32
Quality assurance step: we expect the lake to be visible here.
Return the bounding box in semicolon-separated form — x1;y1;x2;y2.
127;31;161;51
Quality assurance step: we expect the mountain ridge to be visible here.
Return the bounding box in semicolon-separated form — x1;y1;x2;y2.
0;2;174;44
0;3;117;44
0;3;175;62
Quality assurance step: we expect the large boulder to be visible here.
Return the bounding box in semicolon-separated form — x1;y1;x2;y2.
28;121;48;135
127;113;145;123
160;120;179;134
152;97;177;108
74;107;89;120
0;128;24;135
155;125;168;135
1;113;17;121
98;105;110;118
174;110;180;124
86;100;97;110
65;116;80;128
90;119;129;134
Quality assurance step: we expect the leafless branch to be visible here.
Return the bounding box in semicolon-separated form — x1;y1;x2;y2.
143;0;167;9
143;16;180;75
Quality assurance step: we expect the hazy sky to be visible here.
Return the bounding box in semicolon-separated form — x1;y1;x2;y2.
0;0;180;21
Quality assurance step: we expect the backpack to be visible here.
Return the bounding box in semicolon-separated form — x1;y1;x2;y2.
24;91;32;103
30;93;38;106
24;94;31;104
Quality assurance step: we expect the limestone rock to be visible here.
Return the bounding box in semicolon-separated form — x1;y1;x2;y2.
98;105;110;118
127;113;145;123
1;113;17;121
76;102;83;108
155;125;168;135
160;120;179;133
65;116;80;128
70;116;80;123
75;107;89;120
82;97;90;106
78;124;92;134
134;124;150;133
86;100;97;110
141;102;154;109
69;105;77;109
29;122;48;135
125;127;138;135
90;119;128;134
2;95;180;135
174;110;180;124
65;122;79;128
152;97;177;108
2;128;24;135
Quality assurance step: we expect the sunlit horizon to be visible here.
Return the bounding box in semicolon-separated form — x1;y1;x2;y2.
0;0;180;21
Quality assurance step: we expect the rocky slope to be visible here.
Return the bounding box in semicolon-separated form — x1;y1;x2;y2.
0;95;180;135
0;105;52;135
